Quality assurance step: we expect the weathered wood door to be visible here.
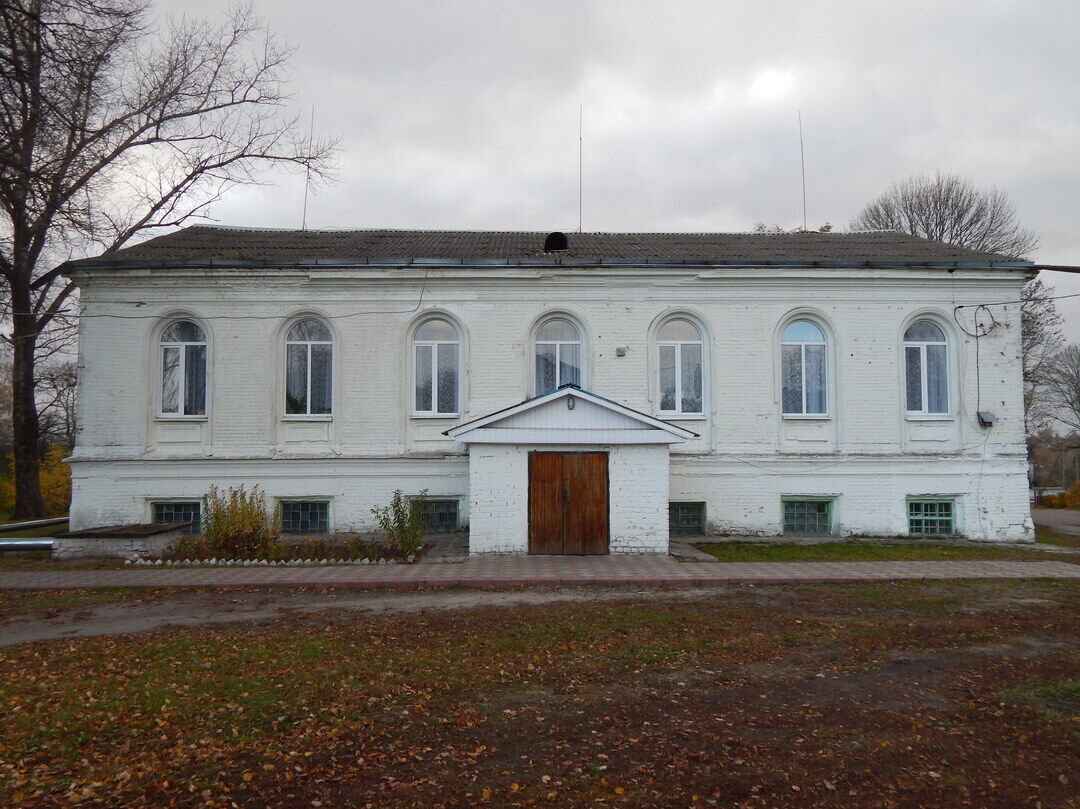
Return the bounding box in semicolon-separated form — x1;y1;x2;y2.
528;452;609;555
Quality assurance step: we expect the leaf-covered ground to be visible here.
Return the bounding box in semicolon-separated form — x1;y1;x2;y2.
0;550;128;571
1;579;1077;808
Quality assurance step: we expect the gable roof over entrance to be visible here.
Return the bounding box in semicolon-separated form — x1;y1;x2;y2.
446;386;697;445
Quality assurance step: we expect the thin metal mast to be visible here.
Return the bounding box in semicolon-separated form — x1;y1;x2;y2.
798;110;807;231
578;104;583;232
301;106;315;230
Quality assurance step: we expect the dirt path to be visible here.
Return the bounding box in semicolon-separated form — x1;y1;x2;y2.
0;586;741;646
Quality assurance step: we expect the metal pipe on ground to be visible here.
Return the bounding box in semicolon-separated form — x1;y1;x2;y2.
0;539;53;552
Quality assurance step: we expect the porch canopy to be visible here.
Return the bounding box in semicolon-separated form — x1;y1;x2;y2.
446;386;695;556
445;385;697;445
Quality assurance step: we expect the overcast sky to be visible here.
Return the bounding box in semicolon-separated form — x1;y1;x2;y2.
176;0;1080;338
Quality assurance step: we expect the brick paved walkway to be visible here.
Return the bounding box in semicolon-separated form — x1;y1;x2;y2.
0;557;1076;590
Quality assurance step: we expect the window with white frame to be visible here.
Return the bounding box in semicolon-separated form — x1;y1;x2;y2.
657;318;703;415
534;317;582;394
780;320;827;416
285;319;333;416
160;320;207;417
413;318;460;415
904;320;949;415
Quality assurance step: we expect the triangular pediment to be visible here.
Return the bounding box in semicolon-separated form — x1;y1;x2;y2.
446;387;695;445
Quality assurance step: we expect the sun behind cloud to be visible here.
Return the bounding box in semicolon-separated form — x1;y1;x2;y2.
749;68;795;101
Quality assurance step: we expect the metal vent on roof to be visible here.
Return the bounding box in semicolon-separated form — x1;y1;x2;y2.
543;231;569;252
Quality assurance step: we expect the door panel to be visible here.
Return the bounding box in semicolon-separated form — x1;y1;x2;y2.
528;453;564;554
529;452;608;555
563;453;609;554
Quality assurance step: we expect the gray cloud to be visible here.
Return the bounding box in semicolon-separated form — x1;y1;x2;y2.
174;0;1080;335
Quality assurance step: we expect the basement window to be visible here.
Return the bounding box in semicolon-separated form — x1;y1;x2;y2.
669;502;706;535
152;501;201;534
281;501;330;534
908;500;955;536
417;499;460;533
782;499;832;535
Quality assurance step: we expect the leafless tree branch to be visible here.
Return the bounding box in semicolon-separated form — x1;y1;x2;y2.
0;0;339;516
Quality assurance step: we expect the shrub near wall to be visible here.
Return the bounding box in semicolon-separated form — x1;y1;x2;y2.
1041;482;1080;509
161;485;427;564
201;484;278;558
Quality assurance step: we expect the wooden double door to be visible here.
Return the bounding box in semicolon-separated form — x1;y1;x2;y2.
528;451;609;555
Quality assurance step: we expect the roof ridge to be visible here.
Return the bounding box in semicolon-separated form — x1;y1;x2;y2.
185;224;915;238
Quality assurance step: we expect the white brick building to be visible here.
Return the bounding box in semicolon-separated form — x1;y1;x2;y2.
62;227;1036;552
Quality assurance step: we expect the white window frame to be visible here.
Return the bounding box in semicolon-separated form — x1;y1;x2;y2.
284;321;334;420
533;318;583;395
903;321;950;418
158;321;207;420
780;321;829;419
656;321;704;417
412;321;461;417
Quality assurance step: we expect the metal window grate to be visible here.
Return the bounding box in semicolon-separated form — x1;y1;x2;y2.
281;501;329;534
669;502;706;535
783;500;832;535
908;500;954;536
418;499;459;533
152;501;201;534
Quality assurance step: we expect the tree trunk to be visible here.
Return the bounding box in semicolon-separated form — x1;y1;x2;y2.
9;279;45;519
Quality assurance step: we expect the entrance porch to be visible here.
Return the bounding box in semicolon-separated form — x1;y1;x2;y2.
446;387;695;555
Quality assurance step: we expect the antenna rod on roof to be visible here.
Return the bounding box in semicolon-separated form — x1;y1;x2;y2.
301;106;315;230
797;110;807;231
578;104;583;233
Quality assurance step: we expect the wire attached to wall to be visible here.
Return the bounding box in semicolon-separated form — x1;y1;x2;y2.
5;271;432;332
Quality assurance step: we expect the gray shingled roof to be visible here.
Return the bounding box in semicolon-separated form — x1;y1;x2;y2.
65;225;1029;268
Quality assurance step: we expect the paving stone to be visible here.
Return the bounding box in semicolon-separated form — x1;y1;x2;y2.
0;558;1075;590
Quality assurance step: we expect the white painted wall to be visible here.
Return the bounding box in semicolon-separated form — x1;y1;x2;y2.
467;444;669;554
67;263;1033;543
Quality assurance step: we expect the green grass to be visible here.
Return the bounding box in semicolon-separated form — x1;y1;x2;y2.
0;587;174;618
692;541;1066;563
1035;528;1080;549
0;550;128;571
1000;678;1080;722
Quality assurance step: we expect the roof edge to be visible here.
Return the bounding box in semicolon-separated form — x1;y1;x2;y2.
60;256;1035;273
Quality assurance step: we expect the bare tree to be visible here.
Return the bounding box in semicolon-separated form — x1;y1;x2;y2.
36;359;76;451
0;346;11;460
850;172;1037;258
0;0;336;517
1020;278;1064;433
851;173;1062;434
1046;345;1080;433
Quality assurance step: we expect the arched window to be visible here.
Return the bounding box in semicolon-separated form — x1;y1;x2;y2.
904;319;949;415
413;318;460;415
285;319;333;416
160;320;207;416
657;318;703;415
780;320;827;415
534;317;581;394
